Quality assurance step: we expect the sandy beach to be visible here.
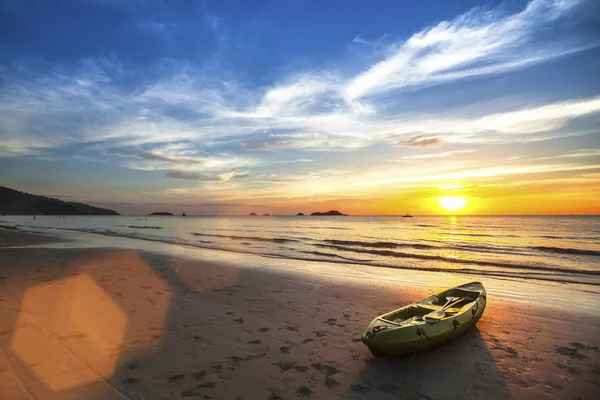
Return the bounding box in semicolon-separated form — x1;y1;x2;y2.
1;229;599;400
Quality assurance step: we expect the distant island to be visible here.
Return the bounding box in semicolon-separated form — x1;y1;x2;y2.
263;213;270;216
0;186;119;215
297;212;305;216
249;212;257;216
310;210;348;216
148;212;173;216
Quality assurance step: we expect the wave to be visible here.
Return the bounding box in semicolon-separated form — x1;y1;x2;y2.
190;232;296;243
299;250;370;261
316;244;600;276
304;226;350;230
10;224;600;287
531;245;600;257
0;224;19;230
323;239;439;250
321;238;532;257
128;225;163;230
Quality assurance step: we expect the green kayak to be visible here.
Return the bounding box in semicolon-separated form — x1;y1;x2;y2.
362;282;486;356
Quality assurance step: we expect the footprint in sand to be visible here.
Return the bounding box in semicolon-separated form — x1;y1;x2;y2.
311;362;341;376
180;389;198;397
325;376;340;388
350;384;370;394
259;327;270;332
123;377;140;384
247;339;262;344
197;381;216;388
167;374;186;383
272;361;297;371
280;346;291;354
191;371;206;380
233;318;244;324
127;361;140;370
296;386;313;398
324;318;345;328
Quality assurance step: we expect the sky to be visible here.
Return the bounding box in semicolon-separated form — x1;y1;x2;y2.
1;0;599;215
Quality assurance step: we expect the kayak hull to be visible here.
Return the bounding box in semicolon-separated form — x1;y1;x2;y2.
362;282;486;356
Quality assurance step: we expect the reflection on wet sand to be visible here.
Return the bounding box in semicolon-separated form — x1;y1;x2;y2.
0;232;599;399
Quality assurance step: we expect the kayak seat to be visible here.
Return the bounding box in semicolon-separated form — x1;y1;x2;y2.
382;305;432;324
428;288;480;306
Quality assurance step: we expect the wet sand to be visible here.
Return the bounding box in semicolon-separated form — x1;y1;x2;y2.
1;229;599;399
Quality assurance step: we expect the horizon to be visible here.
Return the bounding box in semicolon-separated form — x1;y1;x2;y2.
1;0;600;216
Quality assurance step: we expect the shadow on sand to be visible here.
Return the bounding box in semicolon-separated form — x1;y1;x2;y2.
343;328;511;399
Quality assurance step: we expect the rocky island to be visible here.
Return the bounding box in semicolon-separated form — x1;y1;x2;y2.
297;212;305;216
310;210;348;216
148;212;173;216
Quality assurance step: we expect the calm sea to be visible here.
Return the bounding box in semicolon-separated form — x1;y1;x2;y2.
2;215;599;286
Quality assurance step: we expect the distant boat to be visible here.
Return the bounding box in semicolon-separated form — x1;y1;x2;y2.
402;206;413;218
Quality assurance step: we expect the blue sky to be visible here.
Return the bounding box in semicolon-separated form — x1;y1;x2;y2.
1;0;599;215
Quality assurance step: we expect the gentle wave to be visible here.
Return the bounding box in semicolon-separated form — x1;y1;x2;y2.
322;238;532;257
191;232;296;243
316;244;600;276
531;245;600;256
0;224;19;230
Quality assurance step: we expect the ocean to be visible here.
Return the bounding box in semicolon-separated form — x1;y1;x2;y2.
1;215;599;287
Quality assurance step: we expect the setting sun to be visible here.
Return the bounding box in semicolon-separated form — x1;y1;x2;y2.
439;196;467;212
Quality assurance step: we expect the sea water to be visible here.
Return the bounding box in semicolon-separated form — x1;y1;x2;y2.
2;215;599;287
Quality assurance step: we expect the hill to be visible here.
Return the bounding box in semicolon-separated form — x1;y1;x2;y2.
0;186;119;215
310;210;348;216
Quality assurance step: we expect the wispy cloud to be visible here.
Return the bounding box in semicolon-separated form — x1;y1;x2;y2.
400;136;443;148
345;0;589;100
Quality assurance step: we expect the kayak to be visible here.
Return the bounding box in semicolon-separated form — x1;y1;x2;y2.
362;281;486;356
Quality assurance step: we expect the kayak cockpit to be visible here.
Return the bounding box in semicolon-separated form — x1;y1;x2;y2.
379;305;432;326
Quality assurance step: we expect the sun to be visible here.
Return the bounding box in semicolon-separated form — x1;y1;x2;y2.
439;196;467;212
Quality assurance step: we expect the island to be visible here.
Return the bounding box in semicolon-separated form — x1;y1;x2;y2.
310;210;348;216
249;212;257;216
263;213;270;216
0;186;119;215
297;212;305;216
148;212;173;216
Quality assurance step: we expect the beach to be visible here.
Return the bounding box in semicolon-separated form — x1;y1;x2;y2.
1;228;598;399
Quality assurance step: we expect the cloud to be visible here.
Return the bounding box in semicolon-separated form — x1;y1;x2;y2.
400;136;442;147
166;169;249;182
166;171;220;181
243;131;331;151
345;0;588;100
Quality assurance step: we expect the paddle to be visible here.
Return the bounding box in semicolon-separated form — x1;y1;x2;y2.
423;296;463;323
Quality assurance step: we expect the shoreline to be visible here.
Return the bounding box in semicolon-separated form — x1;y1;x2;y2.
1;229;599;399
2;226;599;313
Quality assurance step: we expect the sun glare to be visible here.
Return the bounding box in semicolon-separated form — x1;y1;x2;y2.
439;196;467;212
